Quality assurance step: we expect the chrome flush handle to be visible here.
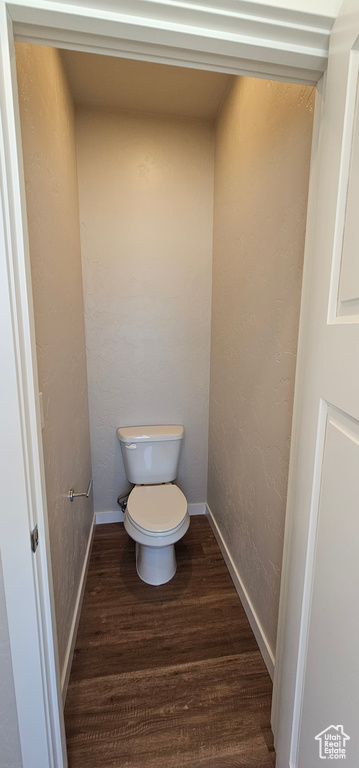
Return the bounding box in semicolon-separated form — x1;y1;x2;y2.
68;478;93;502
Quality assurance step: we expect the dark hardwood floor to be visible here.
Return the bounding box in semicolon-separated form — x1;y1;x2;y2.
64;516;275;767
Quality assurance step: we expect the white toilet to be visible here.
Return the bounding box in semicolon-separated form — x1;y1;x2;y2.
116;425;189;585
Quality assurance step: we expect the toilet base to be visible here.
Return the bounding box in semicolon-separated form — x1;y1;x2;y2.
136;541;177;585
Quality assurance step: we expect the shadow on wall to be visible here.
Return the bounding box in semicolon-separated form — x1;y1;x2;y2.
76;108;214;514
208;76;315;661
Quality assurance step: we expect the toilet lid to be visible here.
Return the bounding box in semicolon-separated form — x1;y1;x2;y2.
127;484;187;533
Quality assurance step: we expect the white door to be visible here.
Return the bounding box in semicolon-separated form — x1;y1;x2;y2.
0;8;66;767
274;0;359;766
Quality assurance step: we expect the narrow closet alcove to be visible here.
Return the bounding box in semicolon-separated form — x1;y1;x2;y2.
15;41;314;767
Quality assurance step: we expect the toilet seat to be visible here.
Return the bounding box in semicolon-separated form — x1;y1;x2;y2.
127;484;187;535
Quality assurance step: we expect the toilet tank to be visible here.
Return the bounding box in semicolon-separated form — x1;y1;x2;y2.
117;425;184;484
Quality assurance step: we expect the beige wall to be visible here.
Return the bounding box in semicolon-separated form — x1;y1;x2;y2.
208;77;314;656
75;108;214;511
16;44;93;676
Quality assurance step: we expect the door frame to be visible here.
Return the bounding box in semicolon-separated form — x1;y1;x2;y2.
0;1;332;766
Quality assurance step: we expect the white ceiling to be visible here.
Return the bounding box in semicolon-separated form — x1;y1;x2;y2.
60;50;233;121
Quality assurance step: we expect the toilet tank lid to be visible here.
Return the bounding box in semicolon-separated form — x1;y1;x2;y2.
116;425;184;443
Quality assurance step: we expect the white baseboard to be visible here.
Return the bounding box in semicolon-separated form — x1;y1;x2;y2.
206;504;275;680
61;515;95;703
95;501;206;525
188;502;206;516
95;509;124;524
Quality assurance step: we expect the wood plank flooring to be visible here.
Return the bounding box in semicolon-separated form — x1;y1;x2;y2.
64;516;275;767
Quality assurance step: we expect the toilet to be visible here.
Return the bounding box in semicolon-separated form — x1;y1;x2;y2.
116;425;189;585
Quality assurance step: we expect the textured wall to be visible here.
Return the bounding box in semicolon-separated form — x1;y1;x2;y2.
16;44;93;675
0;552;23;768
75;108;214;510
208;77;314;655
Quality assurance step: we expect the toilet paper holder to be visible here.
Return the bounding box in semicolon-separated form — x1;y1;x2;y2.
68;478;93;502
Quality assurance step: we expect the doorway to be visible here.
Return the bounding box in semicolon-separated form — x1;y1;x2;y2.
0;4;327;766
11;37;311;768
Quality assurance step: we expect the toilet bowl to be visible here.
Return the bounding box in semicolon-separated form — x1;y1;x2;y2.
124;484;189;585
117;424;189;585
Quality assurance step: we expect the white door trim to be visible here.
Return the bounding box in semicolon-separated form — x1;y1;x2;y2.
0;4;67;766
0;1;331;766
270;70;327;750
8;0;332;83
